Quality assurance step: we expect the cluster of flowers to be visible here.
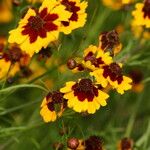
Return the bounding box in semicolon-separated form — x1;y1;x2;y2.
131;0;150;40
53;136;133;150
0;0;87;81
8;0;88;56
40;30;133;123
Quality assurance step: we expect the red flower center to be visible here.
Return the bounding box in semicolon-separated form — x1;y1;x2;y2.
84;51;104;68
72;79;98;102
22;8;58;43
29;16;44;31
61;0;80;26
142;0;150;19
121;138;132;150
85;136;103;150
103;63;123;84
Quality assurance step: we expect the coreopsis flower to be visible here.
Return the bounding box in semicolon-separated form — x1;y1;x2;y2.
85;136;104;150
0;42;25;79
40;91;67;122
129;69;144;93
118;138;133;150
68;45;113;73
82;45;113;71
132;0;150;28
60;78;109;114
98;30;122;56
59;0;88;34
8;0;71;56
91;63;132;94
0;0;12;23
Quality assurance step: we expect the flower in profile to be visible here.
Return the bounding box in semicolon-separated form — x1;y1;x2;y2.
118;138;133;150
40;91;67;122
8;0;71;56
98;30;122;56
85;136;104;150
59;0;88;34
82;45;113;71
0;0;13;23
60;78;109;114
132;0;150;28
91;63;132;94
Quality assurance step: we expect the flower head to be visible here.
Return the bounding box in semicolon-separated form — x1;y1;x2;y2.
60;78;109;114
99;30;122;56
59;0;88;34
40;91;67;122
132;0;150;28
82;45;113;71
118;138;133;150
8;0;71;56
85;136;104;150
91;63;132;94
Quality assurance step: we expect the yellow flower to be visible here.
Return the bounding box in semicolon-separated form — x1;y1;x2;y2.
0;41;23;79
131;21;150;41
98;30;122;56
8;0;71;56
132;1;150;28
59;0;88;34
60;78;109;114
40;91;67;122
0;59;11;79
0;0;12;23
82;45;113;71
91;63;132;94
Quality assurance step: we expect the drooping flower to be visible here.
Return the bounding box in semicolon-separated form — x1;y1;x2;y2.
8;0;71;56
91;63;132;94
98;30;122;56
59;0;88;34
132;0;150;28
60;78;109;114
40;91;67;122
